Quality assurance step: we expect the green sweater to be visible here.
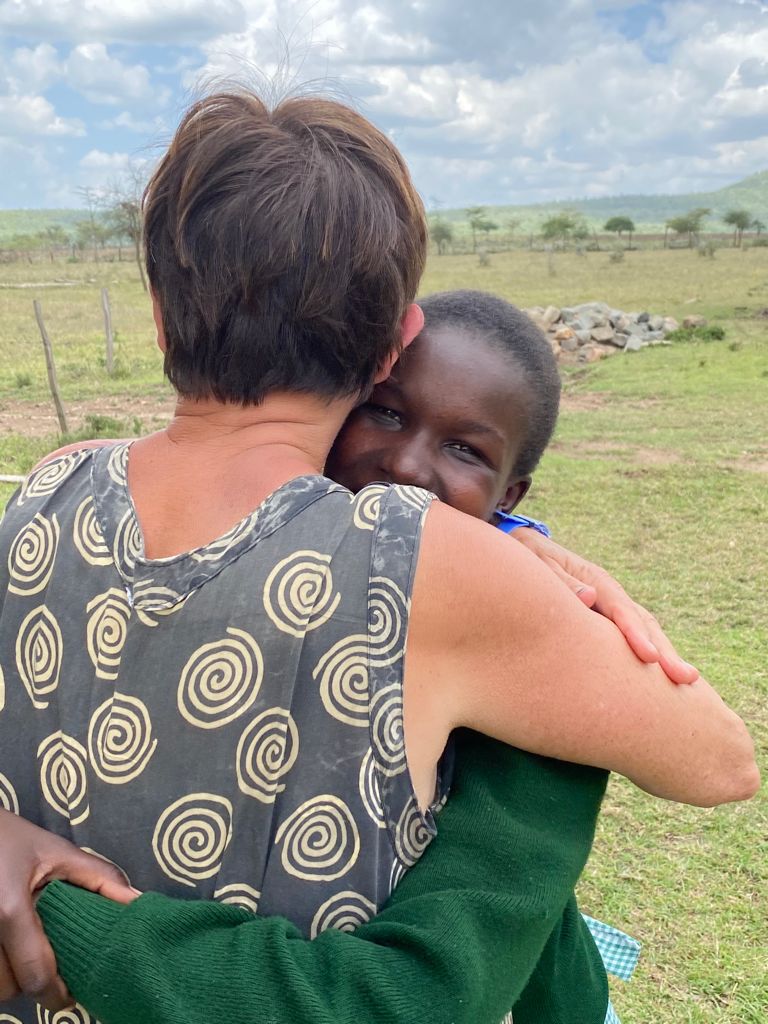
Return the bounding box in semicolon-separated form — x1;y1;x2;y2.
38;731;609;1024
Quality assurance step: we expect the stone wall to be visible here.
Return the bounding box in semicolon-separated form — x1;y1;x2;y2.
523;302;704;363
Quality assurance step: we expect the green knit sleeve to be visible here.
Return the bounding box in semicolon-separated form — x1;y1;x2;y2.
38;731;609;1024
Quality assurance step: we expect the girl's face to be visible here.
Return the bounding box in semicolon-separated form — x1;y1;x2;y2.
326;325;534;522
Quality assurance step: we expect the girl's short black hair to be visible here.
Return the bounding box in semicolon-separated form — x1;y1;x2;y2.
418;290;561;477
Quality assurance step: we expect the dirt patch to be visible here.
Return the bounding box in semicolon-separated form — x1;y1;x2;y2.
0;281;82;289
731;456;768;474
551;437;683;466
0;395;175;439
560;391;612;412
560;390;662;413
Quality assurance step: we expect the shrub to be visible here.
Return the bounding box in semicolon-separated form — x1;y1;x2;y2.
666;325;726;343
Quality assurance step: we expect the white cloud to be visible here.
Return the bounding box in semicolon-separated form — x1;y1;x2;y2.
0;0;247;44
65;43;162;105
80;148;136;170
100;110;167;134
2;0;768;208
7;43;62;92
0;93;84;137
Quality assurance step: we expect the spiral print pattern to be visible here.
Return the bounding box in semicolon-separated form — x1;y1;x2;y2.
15;605;63;709
113;508;142;576
236;707;299;802
389;856;407;895
177;627;264;729
152;793;233;887
263;550;340;637
8;512;59;595
392;484;430;513
38;731;89;825
18;451;87;506
214;883;261;913
190;513;258;563
36;1004;96;1024
310;890;377;938
358;748;385;829
133;581;188;627
0;1014;23;1023
313;635;369;726
352;484;387;531
0;772;19;814
107;443;129;486
73;496;111;566
86;588;131;681
394;796;432;868
369;685;406;777
275;795;360;881
368;577;408;665
88;693;157;784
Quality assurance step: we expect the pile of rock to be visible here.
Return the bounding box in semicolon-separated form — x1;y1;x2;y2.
523;302;696;364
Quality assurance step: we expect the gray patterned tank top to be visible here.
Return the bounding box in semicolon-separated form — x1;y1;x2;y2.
0;442;445;1024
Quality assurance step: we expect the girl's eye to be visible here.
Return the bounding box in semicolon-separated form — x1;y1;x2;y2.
446;442;485;462
444;444;481;460
362;403;402;425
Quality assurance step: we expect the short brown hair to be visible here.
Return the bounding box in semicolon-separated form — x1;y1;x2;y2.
143;91;427;404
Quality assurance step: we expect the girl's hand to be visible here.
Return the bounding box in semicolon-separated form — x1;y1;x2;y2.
0;810;137;1010
510;528;698;685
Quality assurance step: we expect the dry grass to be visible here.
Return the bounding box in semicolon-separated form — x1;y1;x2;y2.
0;247;767;1021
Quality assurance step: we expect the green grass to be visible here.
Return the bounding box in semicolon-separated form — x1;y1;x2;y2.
0;250;767;1021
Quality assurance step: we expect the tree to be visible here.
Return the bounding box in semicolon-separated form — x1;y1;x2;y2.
75;186;106;261
465;206;486;253
40;225;69;262
687;207;711;247
723;209;751;247
477;218;498;242
540;212;588;246
665;208;710;248
102;169;149;291
752;218;765;237
603;215;635;248
505;217;520;248
429;218;453;255
6;233;43;263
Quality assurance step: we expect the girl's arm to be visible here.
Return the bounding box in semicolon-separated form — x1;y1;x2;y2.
3;734;609;1024
28;443;698;687
405;503;758;809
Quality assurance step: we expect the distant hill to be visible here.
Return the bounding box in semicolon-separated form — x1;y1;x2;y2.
2;170;767;243
435;169;768;234
0;208;88;245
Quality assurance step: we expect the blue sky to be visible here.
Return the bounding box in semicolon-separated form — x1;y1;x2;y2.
1;0;767;209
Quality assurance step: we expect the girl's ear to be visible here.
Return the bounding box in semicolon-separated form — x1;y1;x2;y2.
374;303;424;383
498;476;532;514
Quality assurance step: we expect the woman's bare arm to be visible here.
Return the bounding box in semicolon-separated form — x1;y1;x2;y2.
405;503;758;808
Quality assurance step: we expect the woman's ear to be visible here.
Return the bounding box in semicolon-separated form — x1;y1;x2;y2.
498;476;532;514
374;303;424;383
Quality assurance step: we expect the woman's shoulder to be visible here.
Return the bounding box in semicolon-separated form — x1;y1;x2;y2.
29;438;126;474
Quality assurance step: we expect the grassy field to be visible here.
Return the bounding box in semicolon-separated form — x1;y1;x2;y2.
1;248;767;1021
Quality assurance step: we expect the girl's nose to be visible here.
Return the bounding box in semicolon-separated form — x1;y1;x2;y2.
380;438;435;491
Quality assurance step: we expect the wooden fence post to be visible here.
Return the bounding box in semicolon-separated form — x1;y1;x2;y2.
101;287;115;375
32;299;69;435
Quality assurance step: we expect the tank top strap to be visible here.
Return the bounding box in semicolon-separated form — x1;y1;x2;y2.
358;482;448;878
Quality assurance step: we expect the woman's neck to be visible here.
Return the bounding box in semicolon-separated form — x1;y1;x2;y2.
165;392;355;475
127;391;357;559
